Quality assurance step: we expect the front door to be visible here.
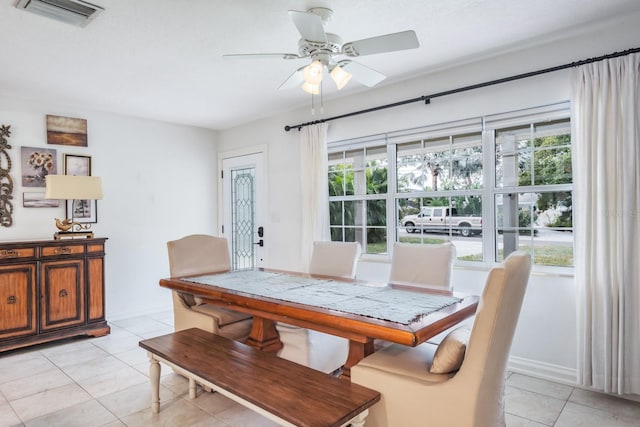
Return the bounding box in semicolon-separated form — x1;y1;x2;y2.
221;151;266;269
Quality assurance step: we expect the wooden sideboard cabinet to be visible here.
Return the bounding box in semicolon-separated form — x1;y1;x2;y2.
0;238;109;352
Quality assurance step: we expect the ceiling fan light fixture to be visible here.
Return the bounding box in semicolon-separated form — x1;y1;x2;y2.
302;60;324;85
330;65;352;90
301;81;320;95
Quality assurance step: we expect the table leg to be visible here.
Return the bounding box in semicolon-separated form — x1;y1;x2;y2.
341;339;375;380
148;353;161;413
244;317;283;353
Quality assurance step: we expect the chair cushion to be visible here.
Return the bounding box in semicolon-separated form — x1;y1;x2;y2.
177;291;197;307
191;303;252;326
357;342;453;383
429;326;471;374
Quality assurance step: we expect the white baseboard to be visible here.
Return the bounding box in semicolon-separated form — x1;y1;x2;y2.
509;355;640;403
508;355;578;386
107;303;173;322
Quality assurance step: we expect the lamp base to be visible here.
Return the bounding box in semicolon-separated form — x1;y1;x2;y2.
54;231;94;240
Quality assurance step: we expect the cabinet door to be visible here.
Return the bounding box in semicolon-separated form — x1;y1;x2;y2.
0;264;37;340
40;259;85;331
87;256;105;321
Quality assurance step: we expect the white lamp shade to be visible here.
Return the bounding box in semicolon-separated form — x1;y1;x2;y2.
330;65;352;90
301;82;320;94
302;61;323;85
45;175;103;200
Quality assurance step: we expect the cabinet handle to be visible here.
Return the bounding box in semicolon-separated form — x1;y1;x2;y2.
59;289;68;297
1;249;18;257
55;247;72;254
7;295;16;304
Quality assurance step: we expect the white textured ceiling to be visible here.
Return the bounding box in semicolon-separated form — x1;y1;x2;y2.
1;0;639;130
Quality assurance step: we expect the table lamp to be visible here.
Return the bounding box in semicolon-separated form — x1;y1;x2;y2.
45;175;103;239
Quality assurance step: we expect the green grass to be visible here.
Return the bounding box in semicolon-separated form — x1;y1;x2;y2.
458;245;574;267
367;236;448;254
368;239;573;267
398;236;448;245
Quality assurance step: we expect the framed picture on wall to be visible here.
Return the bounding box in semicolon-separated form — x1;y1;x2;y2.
64;154;97;223
46;115;88;147
64;154;91;176
20;146;57;188
66;199;97;223
23;192;59;208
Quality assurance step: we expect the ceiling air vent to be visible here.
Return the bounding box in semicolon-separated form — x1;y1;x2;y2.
15;0;104;27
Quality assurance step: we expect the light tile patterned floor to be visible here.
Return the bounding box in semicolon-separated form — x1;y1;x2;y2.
1;311;639;426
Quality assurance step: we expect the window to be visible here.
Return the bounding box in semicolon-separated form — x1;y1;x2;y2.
328;103;573;268
395;130;484;254
328;146;388;254
493;116;573;266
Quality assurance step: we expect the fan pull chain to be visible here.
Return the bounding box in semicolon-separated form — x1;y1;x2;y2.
311;92;315;116
320;79;324;115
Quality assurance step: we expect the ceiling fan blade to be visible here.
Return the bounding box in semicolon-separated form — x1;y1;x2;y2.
223;53;303;60
343;30;419;57
288;10;327;43
279;67;305;90
340;61;386;87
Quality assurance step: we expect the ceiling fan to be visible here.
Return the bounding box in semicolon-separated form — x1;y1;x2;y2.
223;7;420;94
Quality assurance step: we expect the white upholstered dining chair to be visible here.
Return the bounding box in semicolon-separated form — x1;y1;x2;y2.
387;241;457;346
389;241;456;290
352;251;532;427
166;234;252;340
276;241;361;373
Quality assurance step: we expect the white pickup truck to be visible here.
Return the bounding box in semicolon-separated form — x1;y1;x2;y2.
400;207;482;237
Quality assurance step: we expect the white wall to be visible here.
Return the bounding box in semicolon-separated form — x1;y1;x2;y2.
217;11;640;384
0;99;218;319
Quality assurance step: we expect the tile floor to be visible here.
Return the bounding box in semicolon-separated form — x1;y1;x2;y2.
1;311;639;426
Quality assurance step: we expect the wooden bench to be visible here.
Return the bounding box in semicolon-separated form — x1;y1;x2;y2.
139;328;380;427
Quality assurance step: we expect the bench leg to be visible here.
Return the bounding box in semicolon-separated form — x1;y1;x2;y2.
149;354;161;414
349;409;369;427
189;377;197;399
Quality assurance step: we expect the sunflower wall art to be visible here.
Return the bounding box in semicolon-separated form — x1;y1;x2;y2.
21;146;57;188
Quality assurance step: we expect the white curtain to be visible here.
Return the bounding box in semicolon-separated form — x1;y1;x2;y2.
300;123;330;272
573;53;640;394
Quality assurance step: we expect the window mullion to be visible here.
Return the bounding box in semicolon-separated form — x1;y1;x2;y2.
387;140;397;253
482;127;496;264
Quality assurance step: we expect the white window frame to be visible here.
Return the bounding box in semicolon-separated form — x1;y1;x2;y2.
327;102;573;272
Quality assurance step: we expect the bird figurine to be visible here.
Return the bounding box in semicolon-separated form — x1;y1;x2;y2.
54;218;89;232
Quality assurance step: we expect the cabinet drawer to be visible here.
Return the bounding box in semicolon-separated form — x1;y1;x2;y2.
41;244;86;257
87;243;104;253
0;247;36;261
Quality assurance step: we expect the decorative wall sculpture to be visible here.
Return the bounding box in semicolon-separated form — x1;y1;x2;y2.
0;124;14;227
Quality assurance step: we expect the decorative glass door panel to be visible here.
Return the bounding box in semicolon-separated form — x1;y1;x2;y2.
231;167;255;269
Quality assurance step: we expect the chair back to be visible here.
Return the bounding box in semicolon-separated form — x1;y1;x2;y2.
389;242;456;290
167;234;231;277
308;241;361;278
461;251;532;424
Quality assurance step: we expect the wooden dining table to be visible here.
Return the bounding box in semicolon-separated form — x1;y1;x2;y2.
160;268;479;379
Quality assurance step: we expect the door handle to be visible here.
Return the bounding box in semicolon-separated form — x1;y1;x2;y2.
254;239;264;247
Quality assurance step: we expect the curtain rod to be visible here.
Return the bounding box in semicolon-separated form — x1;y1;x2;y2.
284;46;640;132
